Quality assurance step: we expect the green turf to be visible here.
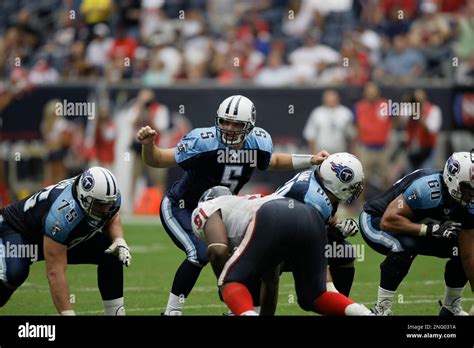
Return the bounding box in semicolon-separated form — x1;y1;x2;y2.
1;222;471;315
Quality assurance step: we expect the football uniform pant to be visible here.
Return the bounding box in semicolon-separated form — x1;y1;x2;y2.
359;211;467;291
0;220;123;307
218;198;328;311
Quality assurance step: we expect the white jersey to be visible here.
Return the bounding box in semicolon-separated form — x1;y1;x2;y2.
192;194;284;250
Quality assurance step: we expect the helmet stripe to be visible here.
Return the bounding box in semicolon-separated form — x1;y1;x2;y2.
105;169;117;195
225;96;236;115
100;169;111;196
233;96;243;115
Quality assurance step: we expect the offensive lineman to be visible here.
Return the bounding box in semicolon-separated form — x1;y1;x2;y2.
359;151;474;315
137;95;328;315
275;152;364;296
0;167;131;315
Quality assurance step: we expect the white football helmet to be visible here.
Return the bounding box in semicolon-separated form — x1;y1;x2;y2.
443;151;474;206
76;167;119;221
216;95;256;145
318;153;364;204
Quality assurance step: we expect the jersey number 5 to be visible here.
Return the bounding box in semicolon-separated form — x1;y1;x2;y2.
221;165;243;192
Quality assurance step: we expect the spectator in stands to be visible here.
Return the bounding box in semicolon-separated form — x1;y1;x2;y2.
29;58;60;85
354;82;392;192
374;4;411;39
303;89;355;155
410;1;453;77
41;99;73;185
85;24;113;73
84;105;116;170
373;34;425;82
80;0;113;35
288;30;340;83
142;53;172;86
455;53;474;85
452;91;474;153
63;40;96;78
455;0;474;60
254;48;294;86
405;89;442;171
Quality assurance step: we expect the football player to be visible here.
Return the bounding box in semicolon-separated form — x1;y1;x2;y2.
0;167;131;315
359;151;474;315
137;95;329;315
275;152;364;296
191;186;371;316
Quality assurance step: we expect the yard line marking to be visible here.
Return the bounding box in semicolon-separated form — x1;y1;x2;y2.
77;298;474;315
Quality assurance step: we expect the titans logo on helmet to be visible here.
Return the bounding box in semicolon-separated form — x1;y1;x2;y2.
447;157;460;175
81;171;95;191
330;161;354;183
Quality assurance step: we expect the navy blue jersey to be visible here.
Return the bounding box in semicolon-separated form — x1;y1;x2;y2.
0;178;121;248
364;169;474;230
168;126;273;208
274;169;338;224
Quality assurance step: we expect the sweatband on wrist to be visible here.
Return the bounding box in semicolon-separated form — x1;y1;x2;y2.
291;154;313;169
419;224;427;237
60;310;76;316
207;243;228;249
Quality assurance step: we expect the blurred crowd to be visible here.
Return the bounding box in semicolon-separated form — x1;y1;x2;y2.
1;0;474;86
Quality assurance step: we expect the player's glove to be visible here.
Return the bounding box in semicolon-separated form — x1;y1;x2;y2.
421;222;461;239
469;304;474;316
105;238;132;266
335;218;359;238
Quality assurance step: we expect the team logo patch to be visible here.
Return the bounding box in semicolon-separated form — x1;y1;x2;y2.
81;171;95;191
177;142;188;153
446;157;460;176
330;161;354;183
51;224;61;236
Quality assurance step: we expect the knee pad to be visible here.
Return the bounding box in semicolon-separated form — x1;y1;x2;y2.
4;260;30;288
380;251;415;279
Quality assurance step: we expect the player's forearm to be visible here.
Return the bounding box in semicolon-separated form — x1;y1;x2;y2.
269;153;294;170
380;213;423;236
141;143;161;167
207;247;229;278
47;271;73;314
104;214;124;240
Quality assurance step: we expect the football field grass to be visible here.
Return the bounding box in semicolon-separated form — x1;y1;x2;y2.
2;219;472;316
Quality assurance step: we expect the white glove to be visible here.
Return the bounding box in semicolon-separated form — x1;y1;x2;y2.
105;238;131;267
335;218;359;238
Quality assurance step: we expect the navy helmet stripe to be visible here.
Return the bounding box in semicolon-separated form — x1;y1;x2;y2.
100;169;111;196
233;96;243;115
225;96;236;115
105;169;117;195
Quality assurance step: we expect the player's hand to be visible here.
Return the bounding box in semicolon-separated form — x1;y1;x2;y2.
335;218;359;238
469;304;474;315
137;126;157;145
426;222;461;239
310;150;330;165
105;238;132;266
